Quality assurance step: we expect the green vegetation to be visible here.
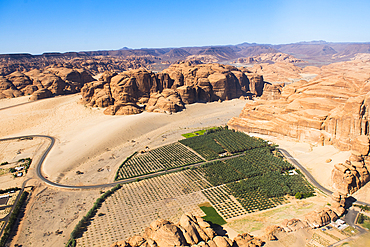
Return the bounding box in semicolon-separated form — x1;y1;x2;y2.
354;204;370;211
199;203;227;225
295;192;302;199
0;191;29;247
225;148;293;178
201;160;245;186
357;213;370;230
67;184;122;246
114;152;137;180
180;128;268;160
197;137;313;213
182;132;198;138
115;143;203;180
180;133;225;160
181;127;217;138
0;162;8;166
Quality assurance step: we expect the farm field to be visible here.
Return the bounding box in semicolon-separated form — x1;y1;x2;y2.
76;128;315;246
115;142;204;180
77;170;211;247
179;128;268;160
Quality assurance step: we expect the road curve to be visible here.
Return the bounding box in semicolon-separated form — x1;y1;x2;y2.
1;135;370;207
278;148;370;207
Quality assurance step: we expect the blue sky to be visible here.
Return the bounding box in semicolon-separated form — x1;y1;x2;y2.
0;0;369;54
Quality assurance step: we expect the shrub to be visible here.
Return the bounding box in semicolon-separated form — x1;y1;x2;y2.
295;192;302;199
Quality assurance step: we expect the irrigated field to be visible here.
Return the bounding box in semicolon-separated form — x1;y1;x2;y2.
115;142;204;180
77;170;211;247
73;128;314;246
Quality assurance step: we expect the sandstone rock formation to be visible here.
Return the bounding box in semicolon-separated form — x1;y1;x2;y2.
261;192;347;243
235;52;306;64
331;153;370;194
81;63;261;115
0;67;94;100
110;213;263;247
228;60;370;155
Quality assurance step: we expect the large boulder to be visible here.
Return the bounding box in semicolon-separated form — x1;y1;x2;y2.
233;233;264;247
104;102;142;115
29;88;53;101
331;156;370;194
81;80;113;108
146;89;184;113
143;219;187;247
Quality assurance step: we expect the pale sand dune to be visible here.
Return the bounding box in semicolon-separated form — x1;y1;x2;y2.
0;94;247;183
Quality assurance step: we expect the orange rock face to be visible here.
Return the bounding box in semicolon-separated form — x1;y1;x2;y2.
0;67;94;100
228;60;370;153
331;153;370;194
110;213;263;247
82;63;261;115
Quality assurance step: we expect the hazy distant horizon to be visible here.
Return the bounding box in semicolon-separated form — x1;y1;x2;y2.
3;40;370;56
1;0;370;54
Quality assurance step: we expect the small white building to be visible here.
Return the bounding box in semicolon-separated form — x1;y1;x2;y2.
288;170;298;175
16;172;23;177
15;166;24;171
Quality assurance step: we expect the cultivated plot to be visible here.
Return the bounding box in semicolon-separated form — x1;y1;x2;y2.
115;143;203;180
202;185;248;220
77;170;211;247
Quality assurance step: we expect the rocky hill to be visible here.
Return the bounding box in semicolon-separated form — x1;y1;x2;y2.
228;59;370;151
0;67;95;100
2;41;370;77
0;54;159;76
111;213;263;247
228;59;370;192
81;63;264;115
234;52;306;64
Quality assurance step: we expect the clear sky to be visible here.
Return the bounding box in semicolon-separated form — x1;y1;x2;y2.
0;0;369;54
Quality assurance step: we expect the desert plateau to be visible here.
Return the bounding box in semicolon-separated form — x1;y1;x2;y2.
1;1;370;247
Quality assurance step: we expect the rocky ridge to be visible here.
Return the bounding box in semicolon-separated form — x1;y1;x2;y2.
228;60;370;152
81;63;264;115
228;59;370;193
234;52;306;64
110;213;263;247
0;67;95;100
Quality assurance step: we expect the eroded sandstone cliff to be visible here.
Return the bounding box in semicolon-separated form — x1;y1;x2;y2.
0;67;95;100
81;63;264;115
228;60;370;153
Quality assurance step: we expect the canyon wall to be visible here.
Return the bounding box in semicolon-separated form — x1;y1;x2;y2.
228;60;370;153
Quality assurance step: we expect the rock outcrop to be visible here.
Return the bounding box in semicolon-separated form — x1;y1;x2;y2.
304;192;347;228
331;152;370;194
81;63;261;115
228;60;370;155
110;213;263;247
0;67;95;100
235;52;306;64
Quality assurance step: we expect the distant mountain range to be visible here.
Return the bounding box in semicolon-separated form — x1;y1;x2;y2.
2;41;370;66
